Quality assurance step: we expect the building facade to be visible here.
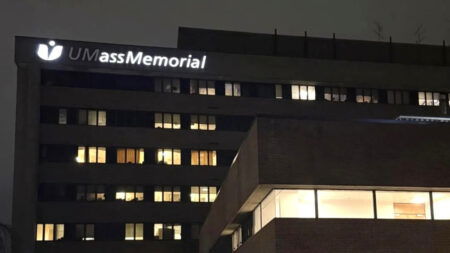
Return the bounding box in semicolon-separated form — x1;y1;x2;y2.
13;27;450;253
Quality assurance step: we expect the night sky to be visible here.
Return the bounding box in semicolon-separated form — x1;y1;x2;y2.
1;0;449;225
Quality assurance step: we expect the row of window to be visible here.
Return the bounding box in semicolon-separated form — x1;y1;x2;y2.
39;184;218;202
36;223;191;242
43;71;450;106
43;107;252;131
75;146;217;166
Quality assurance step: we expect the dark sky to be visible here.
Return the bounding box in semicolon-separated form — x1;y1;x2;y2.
1;0;449;225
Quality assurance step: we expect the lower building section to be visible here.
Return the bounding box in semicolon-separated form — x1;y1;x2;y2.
36;240;196;253
234;218;450;253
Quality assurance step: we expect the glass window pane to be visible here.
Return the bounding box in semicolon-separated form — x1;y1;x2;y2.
163;149;172;165
58;109;67;125
253;205;261;234
76;185;85;200
291;85;299;100
275;85;283;99
209;187;217;202
135;224;144;240
190;80;197;94
208;116;216;130
199;151;208;166
172;79;180;93
308;86;316;100
88;147;97;163
163;79;172;93
418;92;426;105
432;192;450;220
340;88;347;102
276;189;315;218
332;88;339;102
78;110;87;125
199;116;208;130
97;147;106;163
126;149;136;163
85;224;94;240
426;92;433;105
174;225;182;240
318;190;373;218
36;224;44;241
225;82;232;96
387;91;395;104
190;186;199;202
154;78;162;92
372;89;379;103
125;192;135;201
324;88;331;101
300;86;308;100
137;149;145;164
55;224;64;241
403;91;410;104
395;91;402;104
376;191;431;219
155;113;163;128
207;81;215;95
44;224;54;241
173;114;181;129
86;185;96;201
117;149;125;163
199;81;207;95
209;151;217;166
234;83;241;96
173;187;181;202
76;146;85;163
157;149;164;164
154;187;162;202
190;115;198;130
125;223;134;240
356;89;363;103
163;113;172;129
96;186;105;200
173;149;181;165
88;110;97;126
116;191;126;200
261;191;276;228
163;186;172;202
154;223;163;240
200;186;208;202
98;111;106;126
433;92;440;106
191;151;199;165
75;224;84;240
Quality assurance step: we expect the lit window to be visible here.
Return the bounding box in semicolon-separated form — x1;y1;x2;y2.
225;82;241;97
231;226;242;251
387;90;410;105
318;190;374;218
324;87;347;102
157;148;181;165
76;185;105;201
58;109;67;125
154;186;181;202
275;84;283;99
432;192;450;220
291;85;315;100
76;146;106;164
116;186;144;202
190;115;216;130
125;223;144;240
356;89;379;103
190;80;215;95
253;205;261;234
191;150;217;166
190;186;217;202
78;109;107;126
154;113;181;129
418;91;440;106
75;224;95;241
117;148;144;164
154;223;181;240
36;224;64;241
376;191;431;219
154;78;180;93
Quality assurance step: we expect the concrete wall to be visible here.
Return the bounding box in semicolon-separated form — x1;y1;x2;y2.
236;218;450;253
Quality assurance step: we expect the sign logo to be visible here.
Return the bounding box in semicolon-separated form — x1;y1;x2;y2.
37;40;63;61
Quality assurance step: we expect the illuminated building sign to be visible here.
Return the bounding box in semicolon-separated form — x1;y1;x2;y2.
36;40;207;70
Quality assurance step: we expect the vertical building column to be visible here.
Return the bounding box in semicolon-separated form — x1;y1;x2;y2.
12;65;41;253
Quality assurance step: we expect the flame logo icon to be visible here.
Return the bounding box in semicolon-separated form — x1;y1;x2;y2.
37;40;63;61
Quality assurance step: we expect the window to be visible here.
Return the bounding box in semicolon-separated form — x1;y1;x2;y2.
154;223;181;240
190;186;217;202
36;224;64;241
418;91;440;106
191;150;217;166
154;113;181;129
154;186;181;202
156;148;181;165
190;80;215;95
154;78;180;93
75;224;95;241
356;89;379;103
190;115;216;130
432;192;450;220
387;90;410;105
231;226;242;251
76;146;106;163
116;186;144;201
291;85;315;100
376;191;431;219
78;109;106;126
117;148;144;164
58;109;67;124
125;223;144;240
324;87;347;102
318;190;374;219
253;205;262;234
275;84;283;99
225;82;241;96
76;185;105;201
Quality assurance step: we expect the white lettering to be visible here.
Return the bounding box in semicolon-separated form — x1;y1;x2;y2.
142;55;152;66
99;52;109;63
169;57;180;67
126;51;143;64
153;56;168;66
